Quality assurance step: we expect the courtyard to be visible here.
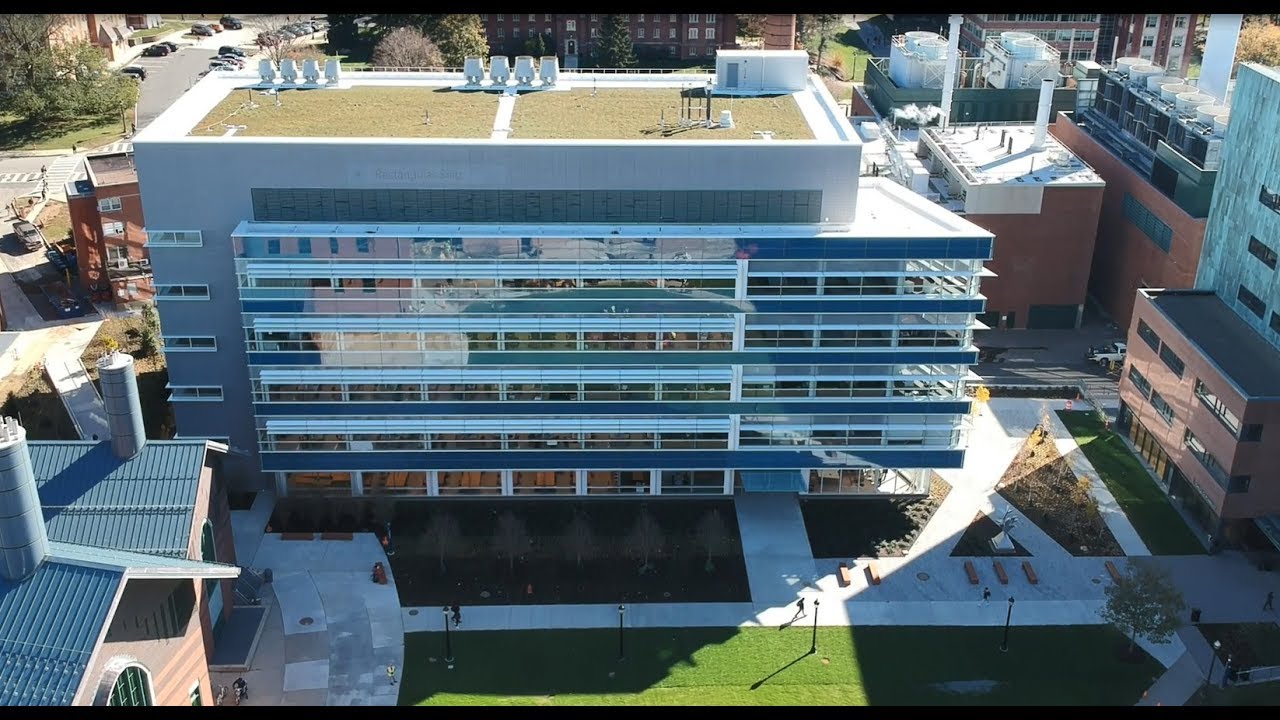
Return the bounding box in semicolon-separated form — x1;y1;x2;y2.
400;625;1161;706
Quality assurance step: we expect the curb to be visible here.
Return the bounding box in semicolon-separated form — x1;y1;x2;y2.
0;149;72;159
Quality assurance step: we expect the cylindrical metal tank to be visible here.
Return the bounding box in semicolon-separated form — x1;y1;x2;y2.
0;418;49;581
1160;83;1198;102
1213;112;1230;135
1175;92;1214;113
1114;56;1144;75
916;37;948;60
1196;104;1230;124
1128;63;1162;86
1013;38;1042;59
1146;75;1182;93
97;352;146;459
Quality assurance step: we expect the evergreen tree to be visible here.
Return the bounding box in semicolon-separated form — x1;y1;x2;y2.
524;31;547;58
594;14;636;68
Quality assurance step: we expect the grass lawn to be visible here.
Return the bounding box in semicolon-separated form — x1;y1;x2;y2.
806;29;872;83
191;86;501;138
132;20;189;42
510;89;813;140
0;366;77;440
1197;623;1280;669
1193;681;1280;706
80;316;174;439
402;625;1160;706
0;113;124;152
1058;411;1206;555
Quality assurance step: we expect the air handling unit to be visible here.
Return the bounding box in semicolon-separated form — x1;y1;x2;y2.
982;32;1062;89
713;49;808;95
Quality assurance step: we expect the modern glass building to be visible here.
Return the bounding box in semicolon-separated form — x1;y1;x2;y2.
135;51;993;499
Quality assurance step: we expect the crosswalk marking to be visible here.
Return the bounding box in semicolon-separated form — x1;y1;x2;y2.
0;172;41;185
94;141;134;155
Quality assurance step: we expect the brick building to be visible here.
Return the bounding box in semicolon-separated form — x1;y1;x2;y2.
959;14;1101;64
66;151;153;306
482;13;738;65
1105;14;1199;72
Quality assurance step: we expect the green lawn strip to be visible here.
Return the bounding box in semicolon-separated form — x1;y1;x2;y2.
132;20;189;41
402;625;1159;706
0;114;124;152
804;29;871;83
1057;411;1205;555
1193;681;1280;706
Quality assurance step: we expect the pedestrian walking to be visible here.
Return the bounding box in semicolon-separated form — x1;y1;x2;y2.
386;663;396;685
982;587;991;605
451;603;461;628
793;597;806;620
1265;591;1274;612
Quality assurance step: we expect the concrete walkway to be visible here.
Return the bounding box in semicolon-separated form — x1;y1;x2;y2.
249;535;404;706
734;493;818;605
41;319;107;440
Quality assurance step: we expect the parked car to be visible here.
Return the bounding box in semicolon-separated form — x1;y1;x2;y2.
217;55;246;68
209;60;236;71
218;45;247;57
1086;341;1127;366
121;66;147;80
220;15;243;30
141;44;170;57
13;220;44;252
159;40;180;52
191;24;214;36
210;23;223;33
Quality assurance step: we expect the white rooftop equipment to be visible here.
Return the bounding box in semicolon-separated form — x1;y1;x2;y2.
514;56;535;85
490;55;510;85
279;58;297;84
324;58;341;84
719;109;734;129
939;14;962;128
982;32;1061;89
713;49;808;94
1031;78;1056;150
539;56;559;85
258;59;276;84
302;59;320;83
889;31;949;89
1198;14;1244;104
463;56;485;85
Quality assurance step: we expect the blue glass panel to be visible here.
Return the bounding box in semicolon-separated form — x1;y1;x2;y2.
740;470;806;492
253;400;974;417
261;448;965;471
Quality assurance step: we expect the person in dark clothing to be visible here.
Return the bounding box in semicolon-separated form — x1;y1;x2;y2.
982;587;992;605
1265;591;1275;612
792;597;806;620
451;603;462;627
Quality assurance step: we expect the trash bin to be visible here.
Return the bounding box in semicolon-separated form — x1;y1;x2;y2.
1191;607;1202;623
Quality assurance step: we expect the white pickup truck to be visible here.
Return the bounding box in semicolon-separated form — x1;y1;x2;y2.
1086;341;1127;366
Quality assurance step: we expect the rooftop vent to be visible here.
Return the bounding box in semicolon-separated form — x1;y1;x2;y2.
302;58;320;83
97;351;146;459
324;58;341;84
0;418;49;582
280;58;298;84
463;56;485;85
539;56;559;85
490;55;510;85
514;55;535;85
258;59;276;84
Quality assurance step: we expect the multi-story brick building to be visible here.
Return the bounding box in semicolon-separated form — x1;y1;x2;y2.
959;14;1101;64
482;13;738;66
66;150;153;306
1116;64;1280;549
1107;14;1199;73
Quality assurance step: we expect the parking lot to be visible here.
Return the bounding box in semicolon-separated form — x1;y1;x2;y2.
131;32;263;130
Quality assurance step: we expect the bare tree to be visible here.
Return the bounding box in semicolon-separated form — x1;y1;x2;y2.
491;511;530;574
372;26;443;68
254;14;312;65
626;509;666;574
694;509;731;573
418;510;462;574
561;512;596;570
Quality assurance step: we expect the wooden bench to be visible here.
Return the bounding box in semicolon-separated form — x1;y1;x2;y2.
320;532;354;541
281;532;314;541
1022;561;1039;585
963;560;980;585
993;560;1009;585
838;562;854;587
865;562;882;586
1104;560;1123;583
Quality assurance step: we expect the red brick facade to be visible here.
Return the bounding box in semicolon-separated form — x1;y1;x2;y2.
67;160;153;306
482;13;738;63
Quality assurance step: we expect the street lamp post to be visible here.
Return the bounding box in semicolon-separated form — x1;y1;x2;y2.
810;599;821;655
617;605;626;661
999;597;1015;652
1206;639;1222;692
442;606;454;667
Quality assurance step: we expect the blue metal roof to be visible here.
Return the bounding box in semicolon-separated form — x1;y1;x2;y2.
0;560;121;706
29;440;208;558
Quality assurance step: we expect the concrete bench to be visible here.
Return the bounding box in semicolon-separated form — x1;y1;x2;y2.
963;560;980;585
281;532;315;541
865;562;882;586
1104;560;1123;583
993;560;1009;585
320;532;354;541
1022;561;1039;585
838;562;854;587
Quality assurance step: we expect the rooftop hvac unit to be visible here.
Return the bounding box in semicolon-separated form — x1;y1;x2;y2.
258;59;276;83
302;59;320;83
324;58;341;84
463;56;485;84
514;55;535;85
490;55;510;84
115;258;129;270
1114;56;1144;75
280;58;297;83
539;56;559;85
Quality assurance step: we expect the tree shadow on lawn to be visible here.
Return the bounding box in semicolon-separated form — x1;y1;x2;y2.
0;115;120;151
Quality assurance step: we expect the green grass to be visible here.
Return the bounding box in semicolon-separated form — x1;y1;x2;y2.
805;29;871;83
1197;623;1280;668
1058;411;1206;555
402;625;1160;706
0;113;124;152
1193;681;1280;706
132;20;189;41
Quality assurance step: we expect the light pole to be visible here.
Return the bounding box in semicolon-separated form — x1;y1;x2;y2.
1206;639;1222;691
442;605;454;668
999;597;1015;652
617;605;626;661
810;599;821;655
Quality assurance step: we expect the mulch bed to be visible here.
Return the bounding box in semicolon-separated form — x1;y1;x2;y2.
270;498;751;606
801;475;952;558
950;512;1032;557
996;426;1123;557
